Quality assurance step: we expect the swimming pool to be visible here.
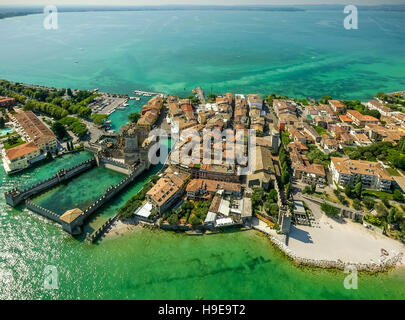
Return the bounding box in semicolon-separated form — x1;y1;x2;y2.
0;127;14;136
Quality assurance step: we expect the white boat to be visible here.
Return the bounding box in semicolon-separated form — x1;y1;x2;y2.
117;106;125;110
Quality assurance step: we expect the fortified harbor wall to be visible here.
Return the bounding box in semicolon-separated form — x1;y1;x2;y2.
4;159;97;207
29;162;146;235
97;157;133;175
73;163;146;228
4;155;148;236
25;200;61;224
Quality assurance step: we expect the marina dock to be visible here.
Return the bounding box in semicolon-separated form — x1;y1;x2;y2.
133;89;165;97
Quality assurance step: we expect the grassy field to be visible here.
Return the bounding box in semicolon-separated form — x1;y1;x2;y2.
386;167;400;176
0;131;18;140
362;189;394;200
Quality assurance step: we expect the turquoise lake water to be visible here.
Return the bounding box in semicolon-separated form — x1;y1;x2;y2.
0;8;405;100
1;8;405;300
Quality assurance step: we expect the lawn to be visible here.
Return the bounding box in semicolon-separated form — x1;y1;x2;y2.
0;131;18;140
312;125;328;136
362;189;394;200
386;167;400;176
4;137;25;150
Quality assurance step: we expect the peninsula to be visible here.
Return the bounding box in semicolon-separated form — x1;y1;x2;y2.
1;79;405;272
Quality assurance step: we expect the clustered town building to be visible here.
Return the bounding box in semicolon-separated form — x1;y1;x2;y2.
2;87;405;233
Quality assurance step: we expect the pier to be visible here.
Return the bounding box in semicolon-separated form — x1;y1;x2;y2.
133;89;165;97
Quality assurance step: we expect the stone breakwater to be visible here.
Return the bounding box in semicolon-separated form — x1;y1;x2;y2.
253;226;404;273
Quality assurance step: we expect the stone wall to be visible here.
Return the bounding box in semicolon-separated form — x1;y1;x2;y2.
69;163;147;231
12;159;147;237
5;159;96;207
25;200;61;224
160;223;192;231
98;157;132;175
86;216;118;243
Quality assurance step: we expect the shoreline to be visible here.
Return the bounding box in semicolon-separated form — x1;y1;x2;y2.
2;77;405;273
251;217;405;273
255;225;404;273
106;216;405;273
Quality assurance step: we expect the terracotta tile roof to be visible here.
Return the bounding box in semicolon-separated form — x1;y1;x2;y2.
146;170;189;207
13;111;56;145
329;100;345;109
331;157;393;181
186;179;241;193
369;100;391;113
347;110;379;123
339;115;353;123
181;104;194;112
6;141;38;161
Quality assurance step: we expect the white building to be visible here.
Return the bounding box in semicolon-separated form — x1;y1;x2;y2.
330;157;393;192
367;100;392;117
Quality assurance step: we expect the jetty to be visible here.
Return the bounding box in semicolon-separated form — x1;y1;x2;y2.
133;89;164;97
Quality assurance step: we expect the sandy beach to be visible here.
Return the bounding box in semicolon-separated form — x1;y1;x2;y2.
252;202;405;271
105;218;143;238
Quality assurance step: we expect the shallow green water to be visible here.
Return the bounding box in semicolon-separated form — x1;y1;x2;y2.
109;97;149;131
1;8;405;300
33;166;126;214
1;152;405;299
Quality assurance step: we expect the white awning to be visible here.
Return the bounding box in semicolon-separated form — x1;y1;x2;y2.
134;202;153;218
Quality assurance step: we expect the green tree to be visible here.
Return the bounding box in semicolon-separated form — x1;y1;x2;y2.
188;214;201;226
167;214;179;225
285;183;291;199
320;96;332;104
393;189;405;203
321;203;340;217
376;202;389;218
267;189;278;203
281;171;290;185
353;199;362;210
344;184;353;198
0;117;4;129
364;214;383;227
91;114;108;125
128;112;141;123
362;196;375;210
311;184;316;194
207;94;217;103
382;197;391;209
51;121;67;139
388;207;397;225
353;177;363;199
251;188;265;212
